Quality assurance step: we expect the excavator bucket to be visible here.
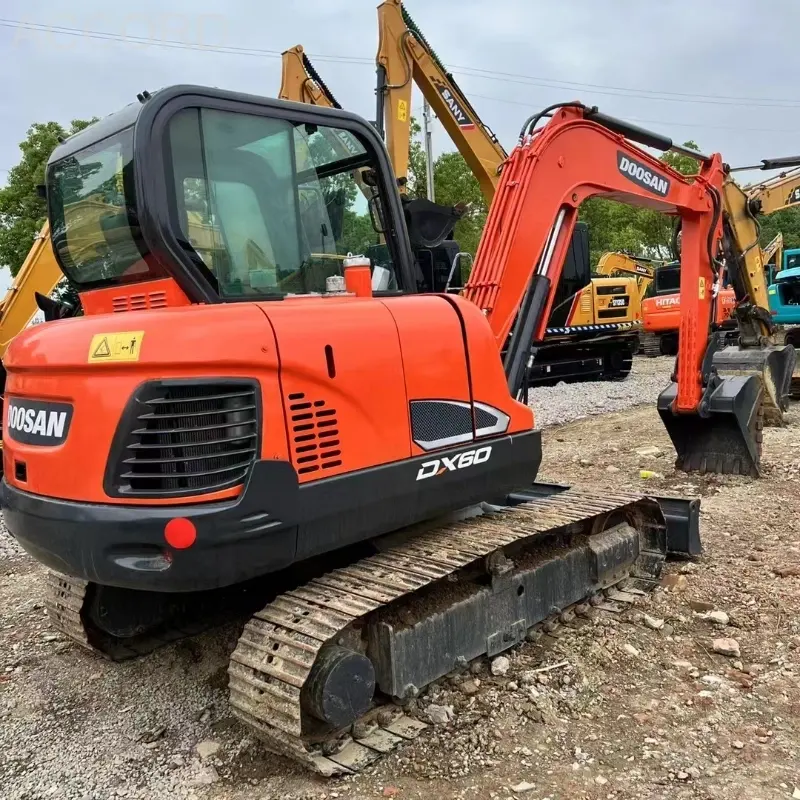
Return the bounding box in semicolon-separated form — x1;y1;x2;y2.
657;342;796;477
711;344;796;425
657;373;763;477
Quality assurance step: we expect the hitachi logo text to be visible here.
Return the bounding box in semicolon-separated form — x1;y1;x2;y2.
415;446;492;481
617;152;671;197
8;406;67;438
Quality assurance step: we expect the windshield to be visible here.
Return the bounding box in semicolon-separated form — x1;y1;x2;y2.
47;128;160;288
653;265;680;295
785;252;800;271
166;107;391;298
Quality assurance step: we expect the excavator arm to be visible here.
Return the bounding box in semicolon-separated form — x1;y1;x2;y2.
464;104;723;409
375;0;506;201
0;222;63;358
463;103;793;475
761;232;783;269
745;165;800;214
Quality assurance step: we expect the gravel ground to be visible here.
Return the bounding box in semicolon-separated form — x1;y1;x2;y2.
0;508;22;561
527;356;672;428
3;354;799;800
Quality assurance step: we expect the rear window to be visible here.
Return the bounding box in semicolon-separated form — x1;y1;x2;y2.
47;128;161;288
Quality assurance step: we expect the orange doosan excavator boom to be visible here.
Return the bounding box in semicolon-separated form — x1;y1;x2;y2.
1;87;787;775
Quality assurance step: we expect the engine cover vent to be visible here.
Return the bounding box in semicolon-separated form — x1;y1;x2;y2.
287;392;342;476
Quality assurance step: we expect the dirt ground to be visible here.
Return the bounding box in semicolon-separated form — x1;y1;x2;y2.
2;399;799;800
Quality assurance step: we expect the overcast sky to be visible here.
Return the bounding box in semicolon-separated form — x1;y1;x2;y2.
2;0;799;196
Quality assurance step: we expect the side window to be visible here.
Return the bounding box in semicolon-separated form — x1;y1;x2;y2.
167;108;392;297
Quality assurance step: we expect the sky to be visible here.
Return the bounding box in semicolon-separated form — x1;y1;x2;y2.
2;1;800;206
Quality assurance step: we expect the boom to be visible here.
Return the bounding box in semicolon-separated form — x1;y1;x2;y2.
279;45;341;109
463;104;724;411
375;0;506;200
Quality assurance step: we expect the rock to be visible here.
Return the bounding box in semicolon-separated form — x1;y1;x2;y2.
700;610;730;626
579;459;593;467
491;656;510;677
138;725;167;744
677;771;689;781
460;678;480;696
713;638;741;658
689;600;714;613
792;788;800;799
623;643;640;657
383;787;400;798
661;574;688;592
510;782;536;793
643;614;665;631
195;740;221;760
732;740;744;750
190;767;220;786
426;704;453;725
595;776;608;785
686;767;701;780
636;446;662;458
672;660;694;670
605;465;620;474
700;675;725;686
773;565;800;578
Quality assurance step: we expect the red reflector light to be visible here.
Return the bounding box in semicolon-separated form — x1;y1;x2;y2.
164;518;197;549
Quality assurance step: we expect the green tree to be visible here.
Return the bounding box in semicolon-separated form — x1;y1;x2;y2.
758;208;800;251
0;119;97;277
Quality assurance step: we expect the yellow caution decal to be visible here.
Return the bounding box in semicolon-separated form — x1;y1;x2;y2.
698;277;706;300
88;331;145;363
397;99;408;122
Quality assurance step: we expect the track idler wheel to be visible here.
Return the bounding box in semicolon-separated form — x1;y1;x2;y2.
302;646;376;728
657;375;764;477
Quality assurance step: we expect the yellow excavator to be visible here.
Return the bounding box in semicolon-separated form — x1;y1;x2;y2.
594;252;658;299
281;2;642;382
0;223;65;468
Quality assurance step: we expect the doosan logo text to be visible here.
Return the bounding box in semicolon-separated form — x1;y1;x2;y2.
5;399;73;445
416;446;492;481
617;152;671;197
8;406;67;438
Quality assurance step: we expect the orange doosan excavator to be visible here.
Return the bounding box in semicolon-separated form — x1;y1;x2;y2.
0;87;793;774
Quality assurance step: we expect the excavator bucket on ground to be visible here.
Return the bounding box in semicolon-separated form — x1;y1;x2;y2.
657;335;796;476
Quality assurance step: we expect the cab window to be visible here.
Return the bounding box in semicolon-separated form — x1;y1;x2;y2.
166;108;390;298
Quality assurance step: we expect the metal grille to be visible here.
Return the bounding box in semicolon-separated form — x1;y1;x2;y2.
109;380;259;497
411;401;480;443
288;392;342;476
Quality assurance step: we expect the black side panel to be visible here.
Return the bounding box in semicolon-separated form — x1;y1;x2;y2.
2;430;542;592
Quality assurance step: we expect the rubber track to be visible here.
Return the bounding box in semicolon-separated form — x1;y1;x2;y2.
227;486;663;775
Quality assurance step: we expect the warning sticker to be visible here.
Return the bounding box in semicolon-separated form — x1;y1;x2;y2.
397;99;408;122
88;331;145;363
